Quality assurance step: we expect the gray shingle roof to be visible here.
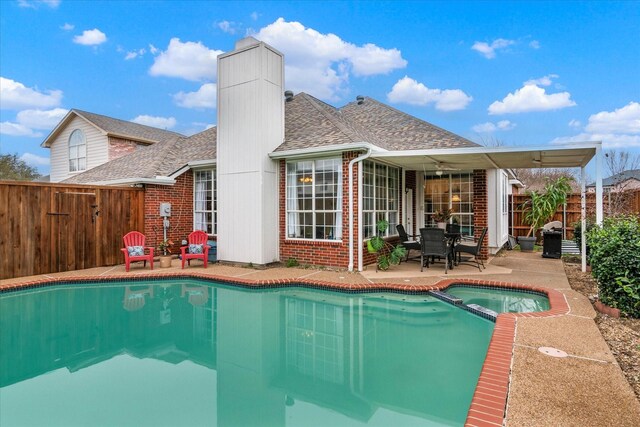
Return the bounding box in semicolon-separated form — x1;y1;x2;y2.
276;94;478;152
74;109;184;143
588;169;640;187
64;127;216;184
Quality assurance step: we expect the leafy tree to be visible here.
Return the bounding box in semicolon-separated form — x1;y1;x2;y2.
0;154;41;181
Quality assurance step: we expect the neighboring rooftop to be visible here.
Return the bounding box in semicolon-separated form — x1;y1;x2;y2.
588;169;640;187
41;109;185;148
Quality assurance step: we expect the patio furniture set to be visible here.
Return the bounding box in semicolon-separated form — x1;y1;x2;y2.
396;225;487;274
121;230;211;272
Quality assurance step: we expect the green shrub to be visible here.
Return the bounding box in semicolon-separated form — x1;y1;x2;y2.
286;258;299;268
587;215;640;317
573;218;595;251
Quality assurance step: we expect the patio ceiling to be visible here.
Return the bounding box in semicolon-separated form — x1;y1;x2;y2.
368;142;599;172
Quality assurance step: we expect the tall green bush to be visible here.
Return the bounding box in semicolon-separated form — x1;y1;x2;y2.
587;215;640;317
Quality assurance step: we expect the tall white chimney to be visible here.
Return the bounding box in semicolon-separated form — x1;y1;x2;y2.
216;37;284;264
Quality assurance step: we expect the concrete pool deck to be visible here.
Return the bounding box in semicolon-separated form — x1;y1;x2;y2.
2;251;639;426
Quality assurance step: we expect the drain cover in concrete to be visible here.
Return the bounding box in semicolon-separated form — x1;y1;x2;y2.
538;347;568;358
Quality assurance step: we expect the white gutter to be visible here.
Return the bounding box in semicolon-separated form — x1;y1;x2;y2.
348;148;372;272
269;142;385;160
168;159;217;179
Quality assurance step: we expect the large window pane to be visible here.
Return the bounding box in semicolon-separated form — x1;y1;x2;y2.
363;160;400;239
424;173;474;237
194;169;216;235
286;158;342;240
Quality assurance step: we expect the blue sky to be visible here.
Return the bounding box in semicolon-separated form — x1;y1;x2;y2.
1;0;639;175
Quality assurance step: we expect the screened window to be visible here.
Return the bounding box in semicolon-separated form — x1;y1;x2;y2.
424;173;474;237
194;169;216;235
68;129;87;172
286;158;342;240
363;161;400;239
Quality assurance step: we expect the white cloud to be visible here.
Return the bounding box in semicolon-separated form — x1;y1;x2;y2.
0;77;63;110
0;108;68;138
524;74;558;87
255;18;407;101
149;44;159;55
125;48;146;60
149;38;222;82
472;120;516;133
585;102;640;134
551;103;640;149
551;132;640;149
250;12;259;21
20;152;50;167
173;83;217;109
529;40;540;49
488;77;576;115
568;119;581;129
0;122;43;137
386;76;472;111
131;115;176;129
471;38;515;59
73;29;107;46
18;0;60;8
16;108;68;129
218;20;242;35
60;23;74;31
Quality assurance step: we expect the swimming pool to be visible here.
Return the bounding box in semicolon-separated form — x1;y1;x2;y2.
0;279;495;427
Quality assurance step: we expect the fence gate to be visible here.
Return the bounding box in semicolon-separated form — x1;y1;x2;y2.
0;181;145;280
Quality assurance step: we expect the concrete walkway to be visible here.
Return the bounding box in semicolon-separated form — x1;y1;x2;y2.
2;251;639;426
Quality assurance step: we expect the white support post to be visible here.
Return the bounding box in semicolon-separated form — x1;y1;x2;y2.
581;166;587;273
595;144;604;225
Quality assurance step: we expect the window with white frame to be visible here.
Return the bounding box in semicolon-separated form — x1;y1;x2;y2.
363;161;400;239
68;129;87;172
424;172;474;237
194;169;216;235
286;158;342;240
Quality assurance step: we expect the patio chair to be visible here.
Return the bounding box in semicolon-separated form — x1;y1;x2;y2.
181;230;210;269
454;227;488;272
396;224;421;262
419;227;451;274
121;231;154;272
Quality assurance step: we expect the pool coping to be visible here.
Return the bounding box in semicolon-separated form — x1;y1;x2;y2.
0;273;570;427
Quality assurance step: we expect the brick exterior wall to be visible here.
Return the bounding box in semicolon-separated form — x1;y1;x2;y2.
144;171;194;254
108;136;146;161
279;152;361;268
473;169;489;260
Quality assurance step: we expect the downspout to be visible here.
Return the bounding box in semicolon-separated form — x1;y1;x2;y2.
348;148;372;272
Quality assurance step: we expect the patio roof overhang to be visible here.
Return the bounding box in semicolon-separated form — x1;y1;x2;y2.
367;142;599;171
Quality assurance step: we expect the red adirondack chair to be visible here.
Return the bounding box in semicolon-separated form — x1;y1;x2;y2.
181;230;210;269
121;231;154;272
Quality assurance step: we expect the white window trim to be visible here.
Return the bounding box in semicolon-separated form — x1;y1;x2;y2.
193;168;216;236
68;129;87;173
285;157;343;242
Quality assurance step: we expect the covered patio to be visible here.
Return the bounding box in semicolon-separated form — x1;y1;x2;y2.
359;141;604;273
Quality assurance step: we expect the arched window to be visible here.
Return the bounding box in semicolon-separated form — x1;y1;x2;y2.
68;129;86;172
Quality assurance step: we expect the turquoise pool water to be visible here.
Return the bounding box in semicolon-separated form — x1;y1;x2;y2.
0;280;494;427
446;286;550;313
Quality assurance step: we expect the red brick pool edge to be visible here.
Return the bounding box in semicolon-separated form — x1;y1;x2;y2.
0;273;569;427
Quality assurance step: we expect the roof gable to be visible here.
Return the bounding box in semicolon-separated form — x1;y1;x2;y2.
41;109;185;148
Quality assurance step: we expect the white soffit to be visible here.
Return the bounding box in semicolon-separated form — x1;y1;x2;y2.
368;142;599;171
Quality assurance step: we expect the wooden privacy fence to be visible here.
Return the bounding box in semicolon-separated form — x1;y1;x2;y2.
0;181;145;280
509;189;640;240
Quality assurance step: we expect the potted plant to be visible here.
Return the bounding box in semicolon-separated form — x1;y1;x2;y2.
366;220;407;271
158;239;174;268
519;176;573;252
433;208;453;229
